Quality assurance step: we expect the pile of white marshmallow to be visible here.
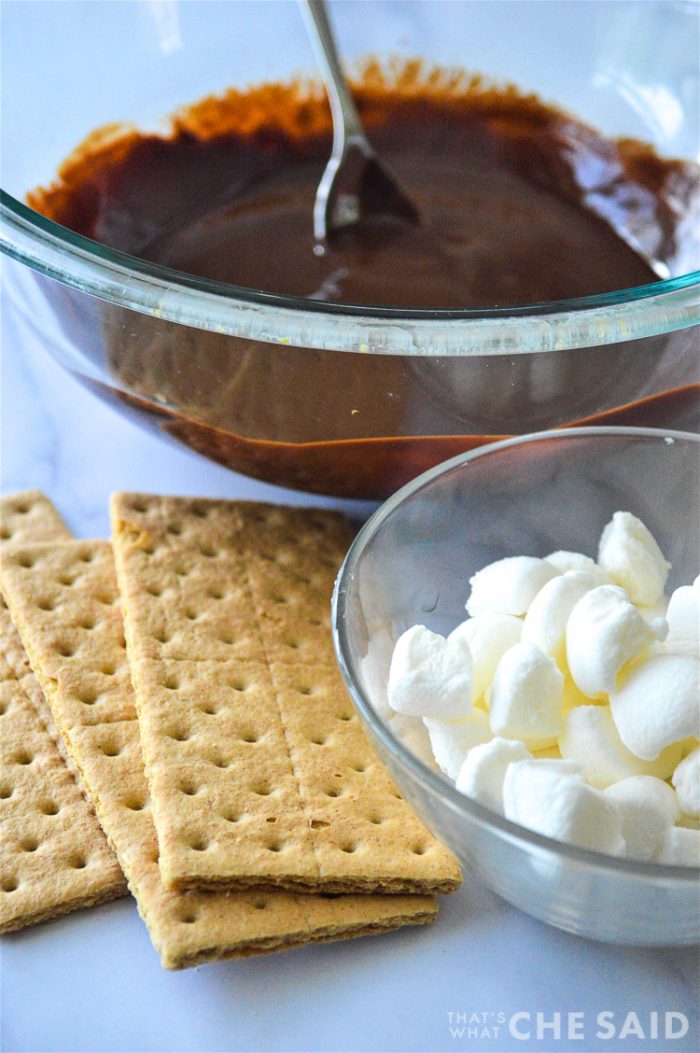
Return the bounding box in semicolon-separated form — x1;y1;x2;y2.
386;511;700;865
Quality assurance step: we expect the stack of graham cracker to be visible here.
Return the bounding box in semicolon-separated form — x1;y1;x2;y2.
0;490;460;969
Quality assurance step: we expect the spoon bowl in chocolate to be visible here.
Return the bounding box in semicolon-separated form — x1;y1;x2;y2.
301;0;419;244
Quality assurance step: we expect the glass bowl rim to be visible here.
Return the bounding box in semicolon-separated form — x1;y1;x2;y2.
332;425;700;881
1;191;699;357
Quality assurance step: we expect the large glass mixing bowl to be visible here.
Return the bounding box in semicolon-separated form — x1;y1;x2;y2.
333;427;700;944
2;1;699;499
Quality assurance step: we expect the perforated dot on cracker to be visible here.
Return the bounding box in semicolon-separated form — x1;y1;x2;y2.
110;493;461;895
0;532;438;968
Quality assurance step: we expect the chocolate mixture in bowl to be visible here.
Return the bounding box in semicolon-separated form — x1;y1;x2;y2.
29;63;700;497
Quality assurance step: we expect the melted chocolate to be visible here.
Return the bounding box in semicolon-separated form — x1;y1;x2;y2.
32;71;689;304
29;66;699;497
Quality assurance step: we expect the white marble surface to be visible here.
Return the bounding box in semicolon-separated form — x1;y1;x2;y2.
2;277;700;1053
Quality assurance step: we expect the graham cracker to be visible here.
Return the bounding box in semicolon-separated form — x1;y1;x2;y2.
0;537;437;968
0;490;69;548
0;494;126;933
110;493;461;895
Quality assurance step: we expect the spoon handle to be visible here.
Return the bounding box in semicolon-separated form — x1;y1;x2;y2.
299;0;370;153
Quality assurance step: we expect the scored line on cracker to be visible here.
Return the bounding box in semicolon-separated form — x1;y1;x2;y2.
110;493;461;895
0;534;438;967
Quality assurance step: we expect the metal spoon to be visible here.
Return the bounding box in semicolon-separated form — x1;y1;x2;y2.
300;0;420;244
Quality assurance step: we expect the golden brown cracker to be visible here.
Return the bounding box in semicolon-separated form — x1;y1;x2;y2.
0;537;437;967
132;658;319;888
111;492;461;894
0;676;126;933
0;490;70;548
1;541;136;729
0;495;126;933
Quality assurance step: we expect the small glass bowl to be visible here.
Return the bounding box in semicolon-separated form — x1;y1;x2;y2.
333;427;699;945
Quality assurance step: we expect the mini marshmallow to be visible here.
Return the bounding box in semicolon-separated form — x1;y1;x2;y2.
522;571;598;665
388;713;438;770
566;585;663;698
558;705;682;788
531;745;562;760
562;677;591;712
488;642;565;742
672;747;700;818
424;710;492;780
449;614;522;702
610;653;700;760
523;734;559;752
502;760;625;855
598;511;670;606
509;757;583;777
656;826;700;867
465;557;557;617
455;737;532;813
360;627;395;721
604;776;681;861
664;586;700;656
391;517;697;867
387;625;472;720
545;550;609;584
631;599;667;643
